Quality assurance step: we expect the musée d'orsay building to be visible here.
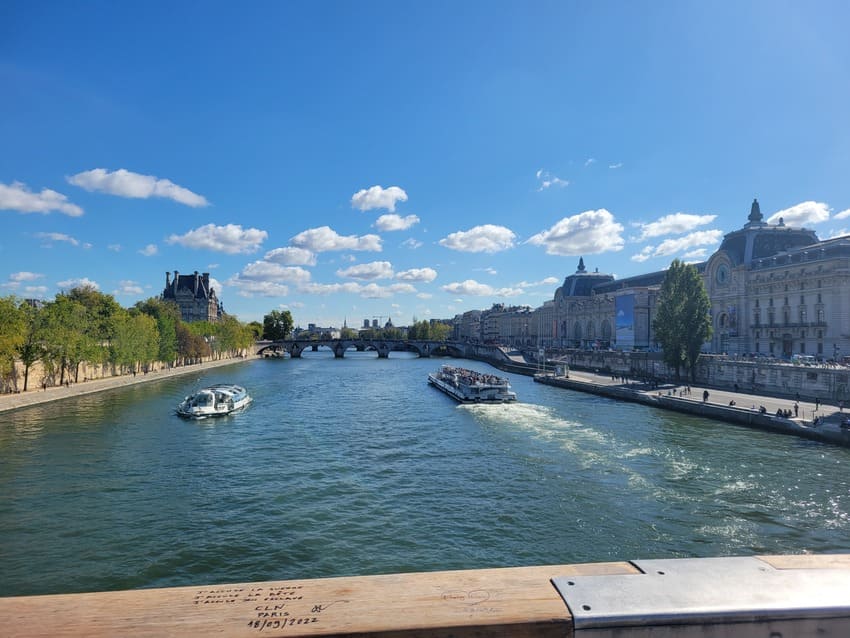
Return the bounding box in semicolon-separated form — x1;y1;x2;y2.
464;200;850;360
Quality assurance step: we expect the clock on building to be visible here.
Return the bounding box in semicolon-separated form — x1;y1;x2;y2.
716;263;729;285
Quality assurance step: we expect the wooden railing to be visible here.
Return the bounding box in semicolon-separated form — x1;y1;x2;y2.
2;554;850;637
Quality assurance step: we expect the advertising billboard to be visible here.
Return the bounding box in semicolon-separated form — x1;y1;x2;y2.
615;294;635;350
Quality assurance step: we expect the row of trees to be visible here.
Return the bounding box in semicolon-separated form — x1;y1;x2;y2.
0;287;257;392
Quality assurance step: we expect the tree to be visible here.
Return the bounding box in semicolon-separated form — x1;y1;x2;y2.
136;298;180;364
39;295;89;385
263;310;293;340
111;310;160;373
0;296;27;389
653;259;713;381
247;321;263;340
16;301;44;391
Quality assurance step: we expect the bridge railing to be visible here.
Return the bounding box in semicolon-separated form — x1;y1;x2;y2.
2;554;849;637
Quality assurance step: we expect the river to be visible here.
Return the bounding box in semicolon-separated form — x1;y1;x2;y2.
1;353;848;597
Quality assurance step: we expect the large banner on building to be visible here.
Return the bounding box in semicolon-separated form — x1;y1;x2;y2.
615;294;635;350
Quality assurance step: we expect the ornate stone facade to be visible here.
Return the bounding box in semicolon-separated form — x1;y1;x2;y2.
162;270;222;323
493;200;850;358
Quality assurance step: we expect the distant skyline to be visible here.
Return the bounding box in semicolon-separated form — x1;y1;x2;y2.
2;1;850;327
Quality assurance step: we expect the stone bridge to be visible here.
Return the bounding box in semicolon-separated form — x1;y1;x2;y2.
256;338;469;359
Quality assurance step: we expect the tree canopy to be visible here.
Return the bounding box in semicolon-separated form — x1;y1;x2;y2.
263;310;293;340
0;290;259;391
653;259;713;381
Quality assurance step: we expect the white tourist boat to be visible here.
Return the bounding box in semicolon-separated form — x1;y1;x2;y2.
175;384;253;419
428;365;517;404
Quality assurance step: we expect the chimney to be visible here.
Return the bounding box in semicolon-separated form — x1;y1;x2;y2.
193;271;199;295
173;271;179;293
166;271;171;287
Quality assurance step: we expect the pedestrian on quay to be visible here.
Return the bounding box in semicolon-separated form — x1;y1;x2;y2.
794;402;799;417
816;397;820;410
703;390;709;403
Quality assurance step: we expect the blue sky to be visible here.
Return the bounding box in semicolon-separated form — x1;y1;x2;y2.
2;1;850;327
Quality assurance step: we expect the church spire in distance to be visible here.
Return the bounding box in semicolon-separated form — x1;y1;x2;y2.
577;256;586;273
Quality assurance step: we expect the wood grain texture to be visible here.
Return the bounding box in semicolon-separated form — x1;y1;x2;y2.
0;562;636;638
3;556;848;637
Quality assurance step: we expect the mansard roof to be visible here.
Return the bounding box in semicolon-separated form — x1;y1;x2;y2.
717;199;819;267
163;270;217;301
554;258;615;298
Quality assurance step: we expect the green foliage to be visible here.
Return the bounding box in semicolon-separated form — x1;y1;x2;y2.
653;259;713;381
136;298;180;363
407;319;451;341
177;322;210;362
0;296;27;381
112;311;160;372
247;321;263;340
263;310;293;340
340;326;358;339
0;289;260;386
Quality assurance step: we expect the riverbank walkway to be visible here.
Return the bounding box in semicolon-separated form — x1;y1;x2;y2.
0;357;253;414
537;367;850;445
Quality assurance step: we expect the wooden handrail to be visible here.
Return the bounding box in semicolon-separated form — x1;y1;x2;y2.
1;555;849;637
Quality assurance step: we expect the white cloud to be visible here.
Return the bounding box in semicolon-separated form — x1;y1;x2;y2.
138;243;158;257
375;213;420;231
167;223;267;254
113;280;144;296
299;281;416;298
535;170;569;191
235;261;312;284
441;279;523;297
57;277;99;290
336;261;394;280
584;158;596;167
609;163;623;169
291;226;381;252
230;280;290;298
396;267;437;282
417;292;433;299
35;232;80;247
0;181;83;216
402;238;423;249
834;208;850;220
21;285;48;297
635;213;717;239
67;168;208;207
682;248;709;259
351;185;408;212
653;230;724;256
224;262;308;298
108;244;122;252
527;209;625;255
439;224;516;253
359;283;416;298
10;271;44;282
631;246;654;263
633;230;723;262
766;201;830;226
514;276;559;287
824;228;850;240
264;246;317;266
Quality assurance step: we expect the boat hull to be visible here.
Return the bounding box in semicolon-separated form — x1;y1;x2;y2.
428;368;517;404
175;384;253;419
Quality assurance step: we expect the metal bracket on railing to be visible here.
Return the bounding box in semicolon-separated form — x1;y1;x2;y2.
553;556;850;636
